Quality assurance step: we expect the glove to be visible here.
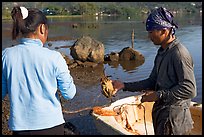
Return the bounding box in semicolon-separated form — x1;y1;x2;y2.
100;76;116;98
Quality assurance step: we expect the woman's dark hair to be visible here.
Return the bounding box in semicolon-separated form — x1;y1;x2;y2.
11;6;48;40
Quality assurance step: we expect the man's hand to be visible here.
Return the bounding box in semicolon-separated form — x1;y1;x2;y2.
141;90;159;103
111;80;125;95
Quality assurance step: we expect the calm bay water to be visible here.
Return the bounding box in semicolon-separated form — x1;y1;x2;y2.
2;13;202;135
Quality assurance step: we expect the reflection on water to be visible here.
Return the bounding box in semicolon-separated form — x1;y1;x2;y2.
105;60;145;72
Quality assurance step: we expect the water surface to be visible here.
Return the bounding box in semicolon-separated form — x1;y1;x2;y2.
2;13;202;135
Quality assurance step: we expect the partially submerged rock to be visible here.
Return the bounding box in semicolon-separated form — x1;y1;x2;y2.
119;47;144;61
105;47;144;62
104;52;120;62
60;37;145;70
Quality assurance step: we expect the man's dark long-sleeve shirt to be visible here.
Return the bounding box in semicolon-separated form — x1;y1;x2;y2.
123;38;197;134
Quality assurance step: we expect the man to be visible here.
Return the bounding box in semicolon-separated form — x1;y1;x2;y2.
112;7;196;135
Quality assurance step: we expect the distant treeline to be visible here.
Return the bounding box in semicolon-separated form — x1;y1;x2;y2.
2;2;202;19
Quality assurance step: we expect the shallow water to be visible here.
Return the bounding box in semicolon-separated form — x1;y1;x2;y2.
2;13;202;135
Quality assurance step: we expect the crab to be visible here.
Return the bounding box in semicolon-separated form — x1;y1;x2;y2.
100;69;116;98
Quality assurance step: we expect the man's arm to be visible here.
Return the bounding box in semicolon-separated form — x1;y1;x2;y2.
123;62;157;92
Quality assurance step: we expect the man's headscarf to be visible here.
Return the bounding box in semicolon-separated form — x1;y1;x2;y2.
146;7;178;35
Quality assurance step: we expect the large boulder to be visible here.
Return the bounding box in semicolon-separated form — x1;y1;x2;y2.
70;36;104;63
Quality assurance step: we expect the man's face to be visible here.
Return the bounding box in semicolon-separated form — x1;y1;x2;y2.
148;29;167;45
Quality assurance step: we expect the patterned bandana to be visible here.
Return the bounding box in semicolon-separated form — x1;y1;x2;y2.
146;7;178;35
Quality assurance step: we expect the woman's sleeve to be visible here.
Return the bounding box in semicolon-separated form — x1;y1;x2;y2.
2;50;8;100
55;53;76;100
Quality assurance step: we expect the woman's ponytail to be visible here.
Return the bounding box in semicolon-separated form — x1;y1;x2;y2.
11;6;48;40
11;6;25;40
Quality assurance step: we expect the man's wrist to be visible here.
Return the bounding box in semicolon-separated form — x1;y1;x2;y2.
156;90;163;99
122;82;128;91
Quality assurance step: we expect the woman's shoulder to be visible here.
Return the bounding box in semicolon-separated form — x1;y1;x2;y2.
41;47;65;60
2;46;17;56
41;46;61;55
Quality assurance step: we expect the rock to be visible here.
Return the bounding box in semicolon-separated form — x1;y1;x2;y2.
70;36;104;63
75;60;84;66
109;52;119;61
68;62;78;69
119;47;145;61
72;23;78;28
104;47;145;70
105;61;120;68
48;43;52;47
104;52;119;62
68;60;99;69
81;61;98;68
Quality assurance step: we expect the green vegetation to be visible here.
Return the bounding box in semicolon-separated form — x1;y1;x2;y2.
2;2;202;20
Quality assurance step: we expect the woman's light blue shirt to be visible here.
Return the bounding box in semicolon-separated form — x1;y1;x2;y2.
2;38;76;131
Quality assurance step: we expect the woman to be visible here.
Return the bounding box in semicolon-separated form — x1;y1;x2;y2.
2;6;76;135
